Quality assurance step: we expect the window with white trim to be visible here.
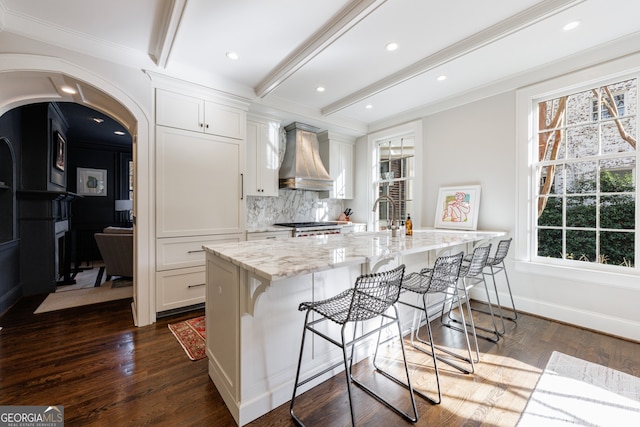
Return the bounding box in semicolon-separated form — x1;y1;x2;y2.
373;136;414;229
533;77;638;268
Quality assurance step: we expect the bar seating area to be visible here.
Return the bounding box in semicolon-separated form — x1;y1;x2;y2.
290;239;517;425
290;264;418;426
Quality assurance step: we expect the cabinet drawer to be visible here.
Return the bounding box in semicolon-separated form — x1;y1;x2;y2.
157;234;243;271
246;230;292;241
156;266;206;312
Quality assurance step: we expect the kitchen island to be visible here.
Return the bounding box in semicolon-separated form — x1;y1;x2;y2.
203;229;505;425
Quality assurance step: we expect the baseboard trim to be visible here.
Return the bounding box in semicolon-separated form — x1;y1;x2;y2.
470;289;640;343
156;303;204;318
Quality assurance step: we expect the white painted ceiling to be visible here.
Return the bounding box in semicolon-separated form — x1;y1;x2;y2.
1;0;640;135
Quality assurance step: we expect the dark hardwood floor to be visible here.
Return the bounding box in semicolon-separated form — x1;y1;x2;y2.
1;296;638;426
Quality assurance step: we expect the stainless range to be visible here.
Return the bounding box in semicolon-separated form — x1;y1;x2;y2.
273;222;342;237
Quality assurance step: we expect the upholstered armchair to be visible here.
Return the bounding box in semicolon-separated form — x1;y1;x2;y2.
94;226;133;286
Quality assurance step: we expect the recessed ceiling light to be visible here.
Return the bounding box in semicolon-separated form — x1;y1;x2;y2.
365;104;373;109
226;51;239;60
385;42;398;52
316;86;325;92
114;131;126;136
563;20;581;31
92;117;104;124
61;86;76;94
437;75;447;81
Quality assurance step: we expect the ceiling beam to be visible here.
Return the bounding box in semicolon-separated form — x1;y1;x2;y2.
254;0;387;98
148;0;188;68
321;0;586;116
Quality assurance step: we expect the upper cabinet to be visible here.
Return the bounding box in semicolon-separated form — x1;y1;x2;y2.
156;89;246;140
318;130;355;199
246;115;281;197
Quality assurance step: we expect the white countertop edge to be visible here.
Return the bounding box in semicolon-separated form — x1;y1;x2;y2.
204;229;506;282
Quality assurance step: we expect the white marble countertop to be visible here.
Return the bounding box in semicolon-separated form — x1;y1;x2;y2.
204;229;506;282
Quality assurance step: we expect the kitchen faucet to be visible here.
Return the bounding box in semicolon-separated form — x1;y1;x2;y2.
372;195;399;237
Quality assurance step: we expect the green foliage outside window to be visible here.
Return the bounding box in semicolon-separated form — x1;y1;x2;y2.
537;170;635;266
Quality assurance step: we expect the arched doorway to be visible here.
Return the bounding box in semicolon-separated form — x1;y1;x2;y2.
0;54;154;326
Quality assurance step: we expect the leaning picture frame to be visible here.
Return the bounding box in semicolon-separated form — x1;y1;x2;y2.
77;167;107;196
434;185;481;230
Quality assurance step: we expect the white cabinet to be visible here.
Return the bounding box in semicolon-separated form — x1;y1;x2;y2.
156;126;245;238
318;131;355;199
156;233;243;312
156;89;245;140
153;80;249;314
246;116;280;197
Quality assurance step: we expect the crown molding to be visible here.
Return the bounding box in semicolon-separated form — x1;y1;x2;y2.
0;2;154;70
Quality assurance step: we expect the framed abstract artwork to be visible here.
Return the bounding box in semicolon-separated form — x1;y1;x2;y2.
77;167;107;196
434;185;481;230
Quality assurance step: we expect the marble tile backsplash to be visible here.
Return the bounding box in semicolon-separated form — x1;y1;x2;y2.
247;190;345;228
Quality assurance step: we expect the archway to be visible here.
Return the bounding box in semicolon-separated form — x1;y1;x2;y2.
0;54;154;326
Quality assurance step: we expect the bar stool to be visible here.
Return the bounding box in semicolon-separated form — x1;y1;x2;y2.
397;251;470;405
290;264;418;426
486;238;517;322
467;238;517;335
443;244;501;349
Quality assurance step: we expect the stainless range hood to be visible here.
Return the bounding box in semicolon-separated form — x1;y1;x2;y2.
279;122;333;191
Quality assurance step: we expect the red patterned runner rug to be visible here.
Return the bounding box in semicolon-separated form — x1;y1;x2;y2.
168;316;206;361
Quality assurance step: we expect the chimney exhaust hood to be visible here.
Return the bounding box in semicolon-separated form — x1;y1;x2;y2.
279;122;333;191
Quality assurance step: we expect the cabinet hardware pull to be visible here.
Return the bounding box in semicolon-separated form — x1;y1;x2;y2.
199;123;204;127
241;173;244;200
187;249;205;253
188;283;206;288
266;236;276;239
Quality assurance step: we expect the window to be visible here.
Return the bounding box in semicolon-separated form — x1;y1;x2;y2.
534;77;637;268
374;136;414;229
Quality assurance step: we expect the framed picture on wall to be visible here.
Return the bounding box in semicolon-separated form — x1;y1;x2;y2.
434;185;481;230
53;131;65;172
77;167;107;196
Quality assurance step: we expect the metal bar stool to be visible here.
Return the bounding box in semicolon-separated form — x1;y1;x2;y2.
442;244;501;349
290;264;418;426
397;251;471;405
468;238;517;335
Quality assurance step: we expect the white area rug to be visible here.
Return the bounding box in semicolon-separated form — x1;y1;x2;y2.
518;351;640;426
34;281;132;314
54;262;104;292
